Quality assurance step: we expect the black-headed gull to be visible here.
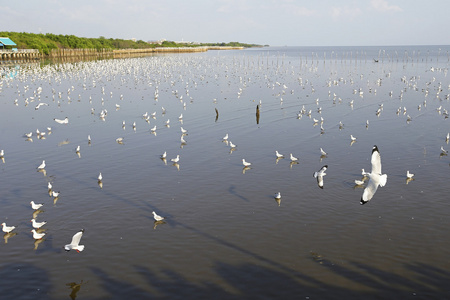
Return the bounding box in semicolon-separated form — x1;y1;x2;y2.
152;211;164;221
30;201;43;210
160;151;167;159
242;159;251;167
171;155;180;163
354;179;365;185
360;145;388;205
31;219;46;229
274;192;281;199
52;191;60;198
320;148;327;156
37;160;46;170
31;229;45;239
54;117;69;124
1;222;16;233
275;151;284;158
116;137;124;144
313;165;327;189
65;229;85;252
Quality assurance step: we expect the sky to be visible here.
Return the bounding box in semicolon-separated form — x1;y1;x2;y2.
2;0;449;46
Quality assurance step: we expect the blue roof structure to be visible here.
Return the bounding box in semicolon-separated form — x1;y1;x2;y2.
0;37;17;46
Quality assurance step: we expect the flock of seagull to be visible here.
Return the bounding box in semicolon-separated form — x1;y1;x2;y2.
1;50;449;253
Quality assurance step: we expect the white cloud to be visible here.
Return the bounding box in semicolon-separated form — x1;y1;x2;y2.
330;6;362;19
281;4;316;16
370;0;402;12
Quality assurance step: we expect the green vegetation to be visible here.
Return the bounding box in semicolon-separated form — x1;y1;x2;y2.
0;32;263;55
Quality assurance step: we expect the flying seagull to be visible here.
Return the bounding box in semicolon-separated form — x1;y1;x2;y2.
313;165;328;189
360;145;388;205
65;229;85;252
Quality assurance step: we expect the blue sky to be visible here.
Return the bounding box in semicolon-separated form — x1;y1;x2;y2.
2;0;449;46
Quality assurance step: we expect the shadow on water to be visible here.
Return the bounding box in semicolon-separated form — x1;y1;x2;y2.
87;259;450;300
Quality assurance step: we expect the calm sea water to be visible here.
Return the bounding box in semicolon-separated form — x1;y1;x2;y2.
1;45;449;299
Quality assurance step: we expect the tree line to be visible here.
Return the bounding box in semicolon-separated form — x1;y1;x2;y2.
0;32;262;55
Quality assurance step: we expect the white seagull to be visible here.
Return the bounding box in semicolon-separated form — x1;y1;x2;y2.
275;151;284;158
441;146;448;155
30;201;43;210
152;211;164;221
320;148;327;156
354;179;365;185
37;160;46;170
65;229;85;252
98;172;103;181
223;133;228;140
350;135;357;141
360;145;388;205
31;219;47;229
229;141;236;148
31;229;46;240
1;222;16;233
171;155;180;163
274;192;281;199
160;151;167;159
406;170;414;179
313;165;328;189
242;159;251;167
54;117;69;124
290;153;298;162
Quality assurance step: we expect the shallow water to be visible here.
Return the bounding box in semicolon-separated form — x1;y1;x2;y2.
1;46;450;299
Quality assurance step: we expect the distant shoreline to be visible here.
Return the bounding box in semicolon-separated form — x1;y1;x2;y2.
0;46;246;61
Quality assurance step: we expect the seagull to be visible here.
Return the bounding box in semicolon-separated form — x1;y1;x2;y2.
37;160;46;170
361;169;370;176
48;182;52;190
242;159;251;167
116;137;124;144
441;146;448;155
290;153;298;162
1;222;16;233
274;192;281;199
75;145;80;153
180;127;187;134
313;165;328;189
35;102;48;110
160;151;167;159
31;229;45;240
360;145;388;205
171;155;180;163
275;151;284;158
0;150;4;158
152;211;164;221
31;219;46;229
25;132;33;138
406;170;414;179
98;172;103;181
54;117;69;124
30;201;43;210
229;141;236;148
320;148;327;156
52;191;60;198
354;179;365;185
65;229;85;252
223;133;228;140
350;135;357;141
446;133;450;142
150;125;157;132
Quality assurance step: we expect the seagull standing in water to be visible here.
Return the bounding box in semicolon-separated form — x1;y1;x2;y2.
30;201;43;210
31;229;46;240
152;211;164;221
274;192;281;199
65;229;85;252
37;160;46;170
31;219;47;229
406;170;414;179
313;165;328;189
1;222;16;233
275;151;284;158
290;153;298;162
360;145;388;205
54;117;69;124
242;159;251;167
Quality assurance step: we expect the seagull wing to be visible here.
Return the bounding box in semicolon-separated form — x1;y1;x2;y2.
70;230;83;246
371;146;382;175
316;175;324;189
361;174;380;204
